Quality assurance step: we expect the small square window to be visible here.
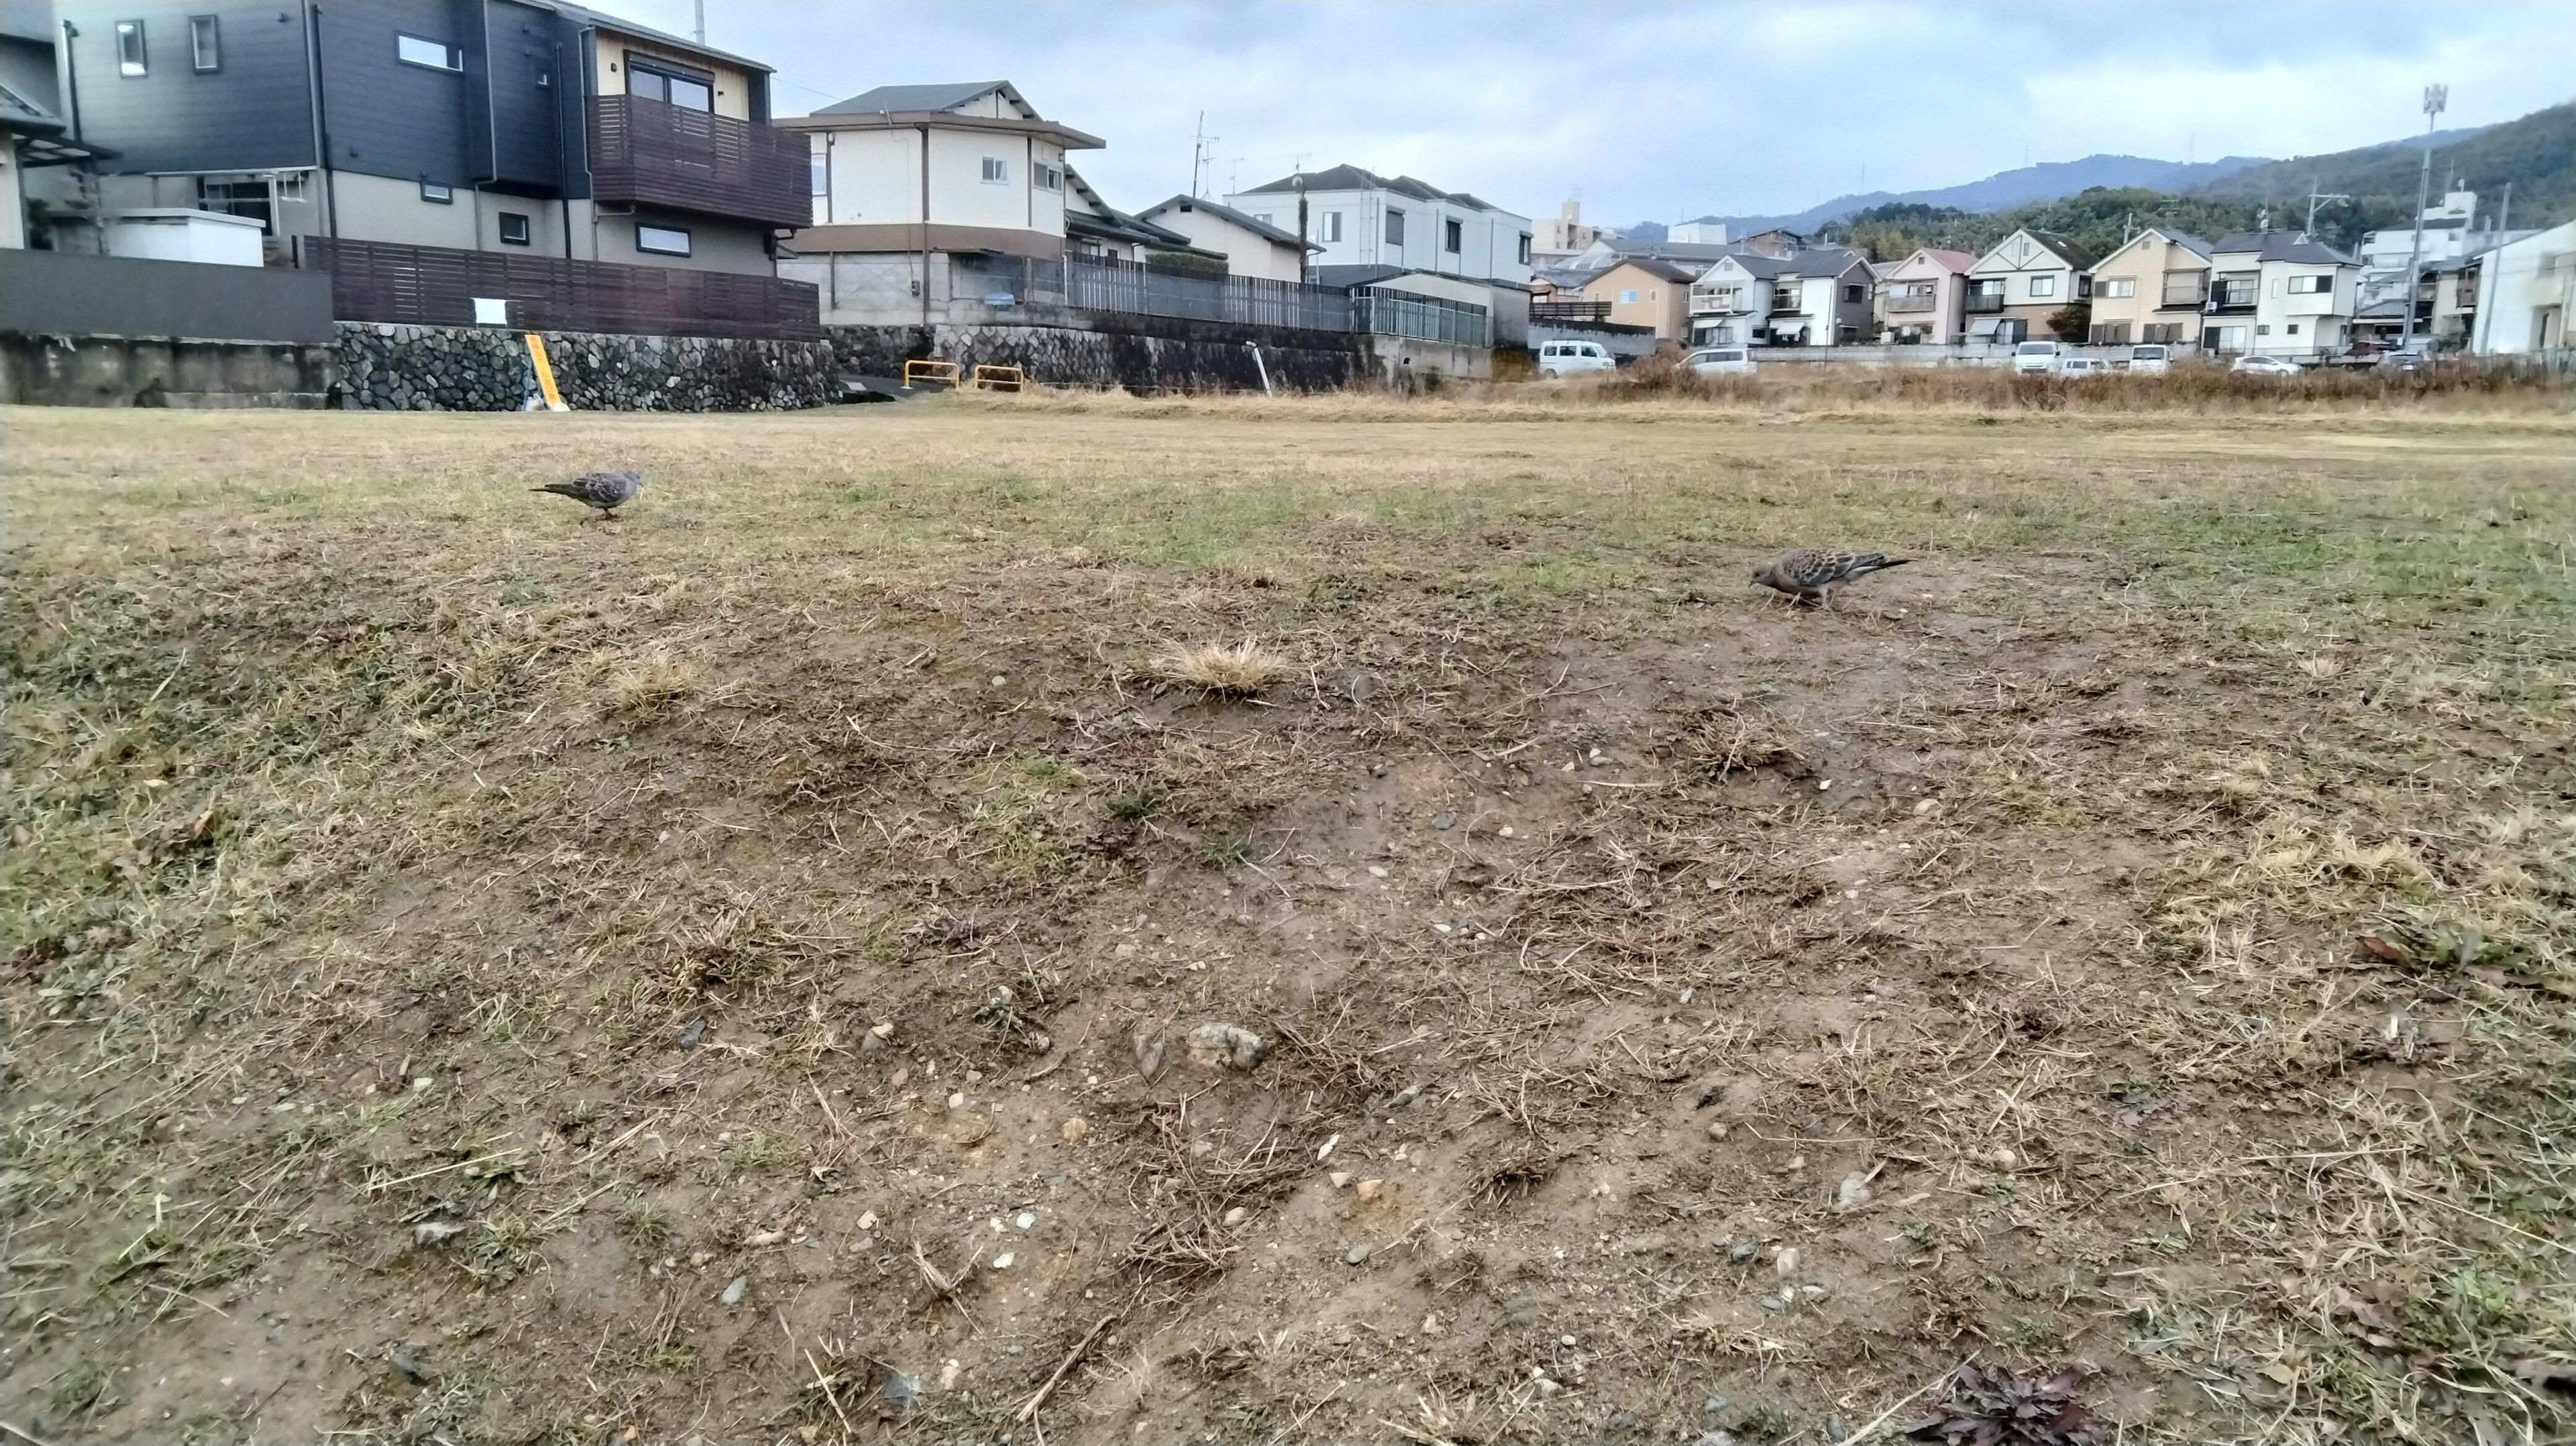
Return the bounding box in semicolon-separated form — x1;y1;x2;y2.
1384;208;1404;246
636;223;691;256
1444;217;1462;254
115;19;146;76
396;34;460;70
421;180;453;203
498;212;531;245
981;156;1008;184
1619;289;1638;304
189;15;219;72
1033;163;1061;192
2287;323;2300;335
1320;211;1342;243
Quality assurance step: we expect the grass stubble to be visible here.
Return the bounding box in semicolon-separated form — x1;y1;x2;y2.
3;385;2571;1445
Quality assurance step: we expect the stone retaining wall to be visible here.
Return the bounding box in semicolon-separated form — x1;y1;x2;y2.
830;312;1373;394
0;333;337;407
333;323;836;412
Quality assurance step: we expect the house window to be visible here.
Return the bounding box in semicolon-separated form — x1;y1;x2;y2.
2255;323;2270;335
2286;323;2300;335
1841;282;1864;303
628;57;712;111
2101;277;2136;298
115;19;146;75
1384;208;1404;246
1034;163;1061;192
1444;217;1462;254
421;180;454;203
1619;289;1638;304
980;156;1008;184
498;212;531;245
396;34;461;71
1320;211;1342;243
200;178;272;230
189;15;219;72
1253;213;1272;225
636;223;691;256
1518;233;1532;264
2029;275;2057;298
2286;274;2334;294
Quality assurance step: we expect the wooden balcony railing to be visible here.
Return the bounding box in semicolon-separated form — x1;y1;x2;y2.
589;95;810;230
303;235;821;339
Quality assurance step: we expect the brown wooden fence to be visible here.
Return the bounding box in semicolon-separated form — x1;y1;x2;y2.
301;237;821;340
589;95;812;231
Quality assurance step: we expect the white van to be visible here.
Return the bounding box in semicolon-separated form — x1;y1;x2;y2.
2011;340;2061;374
2127;343;2171;375
1538;340;1616;377
2055;355;2102;378
1684;346;1756;376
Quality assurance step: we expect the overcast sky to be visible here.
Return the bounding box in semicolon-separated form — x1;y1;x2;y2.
626;1;2573;224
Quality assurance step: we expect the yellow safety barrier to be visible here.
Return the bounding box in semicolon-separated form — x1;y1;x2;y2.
524;333;569;411
902;359;962;388
969;365;1027;392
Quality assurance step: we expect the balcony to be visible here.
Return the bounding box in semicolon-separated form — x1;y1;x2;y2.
589;95;810;230
1532;300;1611;323
1965;290;2005;314
2206;275;2257;315
1768;292;1804;315
1689;290;1752;315
1886;290;1937;313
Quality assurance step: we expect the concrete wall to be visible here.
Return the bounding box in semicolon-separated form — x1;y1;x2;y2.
0;246;337;341
0;333;336;405
830;313;1369;394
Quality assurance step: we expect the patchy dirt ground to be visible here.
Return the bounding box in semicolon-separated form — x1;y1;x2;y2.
5;397;2573;1445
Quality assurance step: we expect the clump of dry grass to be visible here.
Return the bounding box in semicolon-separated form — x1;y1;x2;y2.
1152;638;1287;696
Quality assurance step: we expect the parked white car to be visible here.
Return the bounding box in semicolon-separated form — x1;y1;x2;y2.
2127;343;2171;375
2010;340;2061;374
2055;355;2103;378
1538;341;1616;377
2231;354;2302;376
1684;346;1756;376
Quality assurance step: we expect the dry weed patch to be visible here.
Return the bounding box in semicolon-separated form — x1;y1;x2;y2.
3;400;2571;1445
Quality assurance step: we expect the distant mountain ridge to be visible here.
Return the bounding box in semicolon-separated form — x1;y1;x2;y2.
1631;153;2274;243
2192;105;2567;226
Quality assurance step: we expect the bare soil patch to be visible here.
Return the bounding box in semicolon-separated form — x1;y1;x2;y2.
5;399;2572;1445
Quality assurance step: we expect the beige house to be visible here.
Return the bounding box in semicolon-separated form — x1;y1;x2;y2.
1878;247;1977;345
2084;229;2214;346
1579;256;1695;339
1965;229;2096;342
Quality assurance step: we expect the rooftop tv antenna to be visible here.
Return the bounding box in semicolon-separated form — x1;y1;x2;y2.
1189;113;1218;197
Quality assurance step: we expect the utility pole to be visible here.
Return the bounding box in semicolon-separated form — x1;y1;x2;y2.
692;0;704;43
1293;174;1308;285
2400;82;2445;349
1189;113;1218;197
2498;180;2512;236
2304;180;2350;240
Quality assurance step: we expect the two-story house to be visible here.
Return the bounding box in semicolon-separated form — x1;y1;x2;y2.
1964;229;2095;343
1688;245;1872;348
1876;247;1976;345
2203;231;2359;359
2083;228;2213;347
62;0;804;277
1224;165;1532;286
1577;256;1693;339
780;80;1108;323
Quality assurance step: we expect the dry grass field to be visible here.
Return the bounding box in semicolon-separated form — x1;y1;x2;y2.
5;390;2573;1446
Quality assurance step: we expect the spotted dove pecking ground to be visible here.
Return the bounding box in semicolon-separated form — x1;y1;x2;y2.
1751;547;1911;608
534;469;645;521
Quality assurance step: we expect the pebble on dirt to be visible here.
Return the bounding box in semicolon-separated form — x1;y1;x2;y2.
1059;1117;1088;1142
718;1274;748;1306
1836;1172;1874;1210
1186;1022;1267;1070
1132;1034;1167;1080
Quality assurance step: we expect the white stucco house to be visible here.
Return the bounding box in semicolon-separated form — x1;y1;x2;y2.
2469;220;2575;355
1134;194;1313;283
779;80;1105;324
1688;245;1872;348
2200;231;2360;359
1224;165;1534;286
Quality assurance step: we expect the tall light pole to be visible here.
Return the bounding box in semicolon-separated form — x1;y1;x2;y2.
2398;83;2446;349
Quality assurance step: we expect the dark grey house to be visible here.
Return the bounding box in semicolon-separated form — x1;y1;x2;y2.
58;0;806;276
